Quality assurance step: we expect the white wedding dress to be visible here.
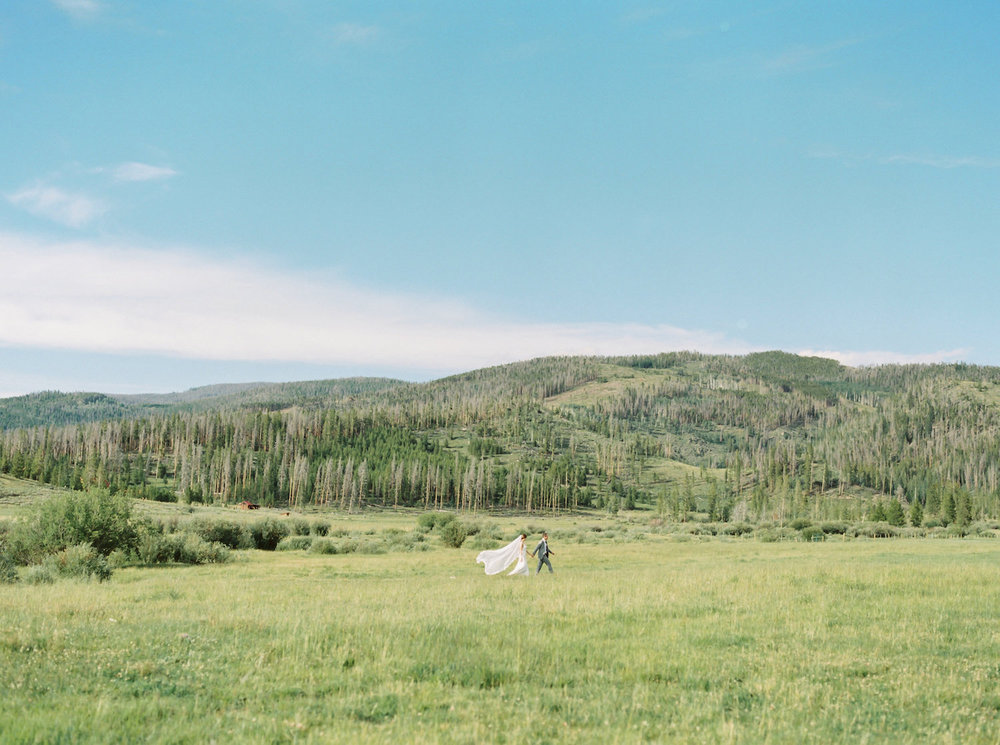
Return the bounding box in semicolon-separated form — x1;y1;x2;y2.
476;536;529;576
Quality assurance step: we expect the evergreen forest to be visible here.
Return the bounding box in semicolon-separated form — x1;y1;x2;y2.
3;351;1000;527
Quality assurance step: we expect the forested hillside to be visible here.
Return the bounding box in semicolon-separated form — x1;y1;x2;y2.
0;378;406;429
2;351;1000;525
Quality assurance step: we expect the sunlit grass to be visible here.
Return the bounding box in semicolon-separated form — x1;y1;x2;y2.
3;536;1000;743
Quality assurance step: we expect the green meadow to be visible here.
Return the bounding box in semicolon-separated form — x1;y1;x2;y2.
3;520;1000;744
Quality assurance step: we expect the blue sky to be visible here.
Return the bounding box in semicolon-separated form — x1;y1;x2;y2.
1;1;998;396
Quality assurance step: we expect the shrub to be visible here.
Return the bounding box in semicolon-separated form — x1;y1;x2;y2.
248;518;290;550
145;487;177;503
135;531;230;565
435;512;458;528
310;520;331;537
6;490;140;564
136;530;169;565
0;552;19;584
718;522;754;536
416;513;438;531
684;524;717;536
107;549;129;569
277;535;314;551
24;564;57;585
43;543;112;582
801;526;825;542
175;534;230;564
439;520;468;548
309;538;338;555
289;517;312;536
755;527;797;543
789;518;812;531
383;530;419;551
851;522;899;539
187;517;250;549
820;521;849;535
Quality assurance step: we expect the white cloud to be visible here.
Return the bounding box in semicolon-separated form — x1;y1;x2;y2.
51;0;103;19
878;154;1000;169
797;348;970;367
810;148;1000;170
0;232;761;373
1;233;970;377
328;22;380;47
6;184;107;228
112;162;178;182
761;38;861;74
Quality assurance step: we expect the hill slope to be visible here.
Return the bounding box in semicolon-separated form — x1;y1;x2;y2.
0;378;408;429
2;352;999;524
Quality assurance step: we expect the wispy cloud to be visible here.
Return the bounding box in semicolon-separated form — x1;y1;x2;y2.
0;232;761;373
51;0;103;20
689;37;862;83
111;162;179;182
798;348;970;367
761;38;862;74
810;148;1000;170
5;184;107;228
878;154;1000;169
328;22;380;48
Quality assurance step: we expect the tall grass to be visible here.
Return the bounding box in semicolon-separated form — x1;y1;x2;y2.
2;537;999;743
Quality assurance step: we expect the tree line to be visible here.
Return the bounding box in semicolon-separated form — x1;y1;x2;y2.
3;352;1000;523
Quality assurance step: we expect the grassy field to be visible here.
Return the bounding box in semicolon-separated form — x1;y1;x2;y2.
3;521;1000;744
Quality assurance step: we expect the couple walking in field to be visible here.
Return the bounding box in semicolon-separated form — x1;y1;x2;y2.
476;532;554;576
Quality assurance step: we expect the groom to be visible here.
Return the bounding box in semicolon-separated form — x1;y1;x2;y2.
530;532;554;574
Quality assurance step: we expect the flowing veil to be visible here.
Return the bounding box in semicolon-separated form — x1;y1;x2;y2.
476;535;528;576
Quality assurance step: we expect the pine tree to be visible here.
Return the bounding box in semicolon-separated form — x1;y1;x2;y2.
909;499;923;527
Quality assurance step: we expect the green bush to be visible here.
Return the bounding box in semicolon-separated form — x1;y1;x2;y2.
249;517;290;550
435;512;458;528
819;521;848;535
0;552;19;584
0;519;12;546
24;564;57;585
6;490;140;564
755;527;797;543
135;531;230;565
800;526;825;542
789;518;812;531
439;520;468;548
309;538;338;554
277;535;314;551
43;543;112;582
418;511;459;532
850;522;899;539
174;534;230;564
289;517;312;536
135;530;168;565
310;519;331;536
718;522;754;536
382;529;419;551
145;487;177;503
187;517;251;549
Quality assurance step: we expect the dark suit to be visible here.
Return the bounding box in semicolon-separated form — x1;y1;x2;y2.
533;537;554;574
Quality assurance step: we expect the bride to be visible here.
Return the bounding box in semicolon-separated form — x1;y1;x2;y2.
476;534;529;576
